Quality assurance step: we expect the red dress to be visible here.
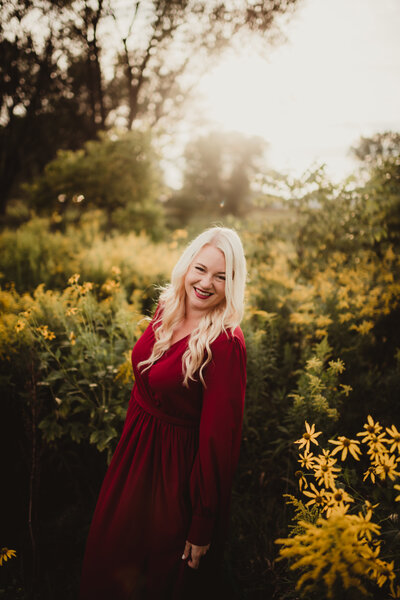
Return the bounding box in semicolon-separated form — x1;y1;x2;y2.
79;312;246;599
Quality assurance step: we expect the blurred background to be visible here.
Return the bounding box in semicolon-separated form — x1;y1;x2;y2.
1;0;400;598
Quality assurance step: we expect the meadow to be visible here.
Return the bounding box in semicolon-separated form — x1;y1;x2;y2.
1;154;400;599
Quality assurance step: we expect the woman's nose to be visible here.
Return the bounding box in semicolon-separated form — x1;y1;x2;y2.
200;274;213;288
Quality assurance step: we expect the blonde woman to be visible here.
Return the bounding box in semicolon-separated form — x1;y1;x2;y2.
80;227;247;599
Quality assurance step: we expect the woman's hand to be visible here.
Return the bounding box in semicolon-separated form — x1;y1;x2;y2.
182;540;210;569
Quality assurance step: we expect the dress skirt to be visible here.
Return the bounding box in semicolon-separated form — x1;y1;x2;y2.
80;389;202;599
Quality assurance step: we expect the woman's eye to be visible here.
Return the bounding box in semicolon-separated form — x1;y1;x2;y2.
217;275;226;281
195;266;205;272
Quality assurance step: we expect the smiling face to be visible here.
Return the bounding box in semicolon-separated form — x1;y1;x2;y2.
184;244;226;316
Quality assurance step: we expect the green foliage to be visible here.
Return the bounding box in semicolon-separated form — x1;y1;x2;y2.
283;494;321;534
24;131;164;235
0;0;110;215
279;158;400;273
277;415;400;600
1;274;145;461
167;131;265;226
1;140;400;598
0;215;178;294
285;338;345;435
351;131;400;166
359;158;400;251
0;217;79;292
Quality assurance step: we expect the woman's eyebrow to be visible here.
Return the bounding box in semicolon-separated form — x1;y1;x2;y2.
195;262;226;274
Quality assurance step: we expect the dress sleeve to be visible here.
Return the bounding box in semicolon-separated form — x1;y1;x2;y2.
187;332;247;546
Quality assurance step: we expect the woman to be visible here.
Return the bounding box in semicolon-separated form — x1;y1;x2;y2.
80;226;247;599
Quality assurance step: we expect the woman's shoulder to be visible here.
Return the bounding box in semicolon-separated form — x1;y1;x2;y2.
211;325;246;351
206;326;247;373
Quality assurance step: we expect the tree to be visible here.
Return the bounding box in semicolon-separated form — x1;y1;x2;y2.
24;130;164;236
0;0;112;216
109;0;301;129
351;131;400;166
351;132;400;252
1;0;301;216
167;130;265;226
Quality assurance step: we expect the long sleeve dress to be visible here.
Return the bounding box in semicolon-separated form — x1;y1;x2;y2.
79;311;247;600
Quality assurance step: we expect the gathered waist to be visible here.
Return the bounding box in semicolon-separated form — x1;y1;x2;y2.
133;388;199;428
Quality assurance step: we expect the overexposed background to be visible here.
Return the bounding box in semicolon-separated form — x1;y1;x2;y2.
165;0;400;186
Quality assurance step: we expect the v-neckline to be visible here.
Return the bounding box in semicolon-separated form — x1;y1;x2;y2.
168;333;191;349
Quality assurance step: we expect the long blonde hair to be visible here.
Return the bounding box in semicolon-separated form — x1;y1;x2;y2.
138;226;246;386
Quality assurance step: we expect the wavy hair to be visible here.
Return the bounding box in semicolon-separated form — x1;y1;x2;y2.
138;226;246;386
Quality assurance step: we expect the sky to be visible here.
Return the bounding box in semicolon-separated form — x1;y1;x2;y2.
165;0;400;187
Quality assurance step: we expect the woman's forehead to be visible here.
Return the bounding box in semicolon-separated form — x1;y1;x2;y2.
193;244;226;270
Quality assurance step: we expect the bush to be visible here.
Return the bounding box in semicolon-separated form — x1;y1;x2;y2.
23;130;165;236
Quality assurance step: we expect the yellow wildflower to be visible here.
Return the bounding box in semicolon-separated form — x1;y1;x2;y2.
364;500;379;513
325;502;350;517
384;245;396;263
66;307;78;317
339;312;353;323
36;325;56;341
338;298;350;309
386;424;400;453
328;359;345;374
366;433;389;461
339;384;352;397
367;448;387;467
102;279;120;295
315;315;333;328
305;357;323;371
372;559;396;588
315;328;328;338
276;513;382;597
325;486;354;510
0;547;16;566
331;251;346;265
68;273;80;285
357;415;382;442
298;450;316;470
393;484;400;502
353;510;381;541
111;265;121;277
295;470;308;491
319;448;334;460
172;228;188;240
114;356;135;385
302;482;327;509
375;454;400;481
294;421;322;453
250;309;277;321
312;454;341;488
363;466;377;484
15;319;26;332
290;287;314;303
290;312;314;326
329;436;361;461
81;282;94;295
350;320;374;335
69;331;76;346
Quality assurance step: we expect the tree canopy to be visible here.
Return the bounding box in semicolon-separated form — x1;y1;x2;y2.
0;0;301;215
24;130;164;235
167;130;266;226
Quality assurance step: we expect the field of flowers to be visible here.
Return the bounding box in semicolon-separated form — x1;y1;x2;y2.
1;160;400;599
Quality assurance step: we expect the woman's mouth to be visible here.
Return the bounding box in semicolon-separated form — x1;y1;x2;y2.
193;287;213;299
